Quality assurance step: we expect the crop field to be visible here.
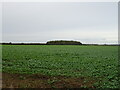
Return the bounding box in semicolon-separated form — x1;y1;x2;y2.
2;45;119;88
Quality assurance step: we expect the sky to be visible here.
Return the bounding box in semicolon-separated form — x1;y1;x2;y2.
2;2;118;44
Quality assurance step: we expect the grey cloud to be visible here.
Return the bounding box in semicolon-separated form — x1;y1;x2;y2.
2;2;118;44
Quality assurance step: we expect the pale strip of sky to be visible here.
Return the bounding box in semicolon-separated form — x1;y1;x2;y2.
1;0;119;2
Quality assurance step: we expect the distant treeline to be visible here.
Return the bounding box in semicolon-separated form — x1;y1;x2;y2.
1;40;120;46
46;40;82;45
82;44;119;46
1;43;46;45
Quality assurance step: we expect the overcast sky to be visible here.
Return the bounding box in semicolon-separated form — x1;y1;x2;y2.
2;2;118;44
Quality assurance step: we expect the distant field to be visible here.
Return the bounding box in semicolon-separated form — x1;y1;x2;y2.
2;45;119;88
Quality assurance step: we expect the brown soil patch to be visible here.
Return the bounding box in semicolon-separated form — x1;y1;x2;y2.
2;73;96;88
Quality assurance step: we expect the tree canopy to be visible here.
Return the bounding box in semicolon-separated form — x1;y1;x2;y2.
46;40;82;45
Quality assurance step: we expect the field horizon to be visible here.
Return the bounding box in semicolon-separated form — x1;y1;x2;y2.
1;1;118;89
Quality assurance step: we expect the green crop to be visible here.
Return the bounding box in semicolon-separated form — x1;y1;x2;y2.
2;45;119;88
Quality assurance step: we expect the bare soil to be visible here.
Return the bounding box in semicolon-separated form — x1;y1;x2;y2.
2;73;96;88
